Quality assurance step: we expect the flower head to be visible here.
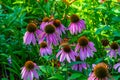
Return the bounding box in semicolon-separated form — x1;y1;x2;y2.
23;23;42;45
40;41;52;56
75;36;96;61
56;44;77;63
107;42;120;58
88;63;109;80
21;61;39;80
39;24;61;46
53;19;66;35
68;14;86;35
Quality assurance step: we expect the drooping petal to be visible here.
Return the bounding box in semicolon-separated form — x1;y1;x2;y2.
66;54;71;63
88;42;96;52
33;70;39;79
31;33;36;45
114;63;120;70
56;50;62;58
75;44;80;52
60;52;66;62
29;71;33;80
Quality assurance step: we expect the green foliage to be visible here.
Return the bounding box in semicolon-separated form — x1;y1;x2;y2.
0;0;120;80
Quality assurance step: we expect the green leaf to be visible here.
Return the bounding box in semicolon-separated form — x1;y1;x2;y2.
1;78;8;80
69;73;82;80
68;61;82;66
48;74;64;80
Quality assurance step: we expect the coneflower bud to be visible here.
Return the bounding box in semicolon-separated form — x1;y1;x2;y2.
70;14;80;23
27;23;37;32
110;42;119;50
101;39;109;47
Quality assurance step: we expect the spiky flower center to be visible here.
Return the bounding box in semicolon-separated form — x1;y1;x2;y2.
63;45;71;53
94;63;108;78
101;39;109;47
53;19;61;27
42;17;50;22
76;56;80;61
110;42;118;50
70;14;79;23
44;24;55;34
40;42;47;48
78;36;89;47
27;23;37;32
25;61;34;70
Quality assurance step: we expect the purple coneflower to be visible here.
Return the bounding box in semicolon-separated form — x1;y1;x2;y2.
40;17;52;31
56;44;77;63
23;23;42;45
75;36;97;61
53;19;66;35
114;62;120;73
88;63;109;80
68;14;86;35
39;24;61;46
39;41;52;56
107;42;120;58
21;61;39;80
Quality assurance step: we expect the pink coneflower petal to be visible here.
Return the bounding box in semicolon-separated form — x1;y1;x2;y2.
118;47;120;55
80;48;86;60
23;70;29;80
66;54;71;63
56;50;62;58
33;70;39;79
89;42;97;52
31;33;36;45
75;44;80;52
114;63;120;70
118;68;120;72
29;71;33;80
35;29;42;40
60;52;66;62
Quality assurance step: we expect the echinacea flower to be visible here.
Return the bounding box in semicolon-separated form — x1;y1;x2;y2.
113;62;120;73
21;61;39;80
56;44;77;63
68;14;86;35
88;63;109;80
72;56;88;72
39;24;61;46
53;19;66;35
40;17;52;31
107;42;120;58
39;41;52;56
75;36;97;61
23;23;42;45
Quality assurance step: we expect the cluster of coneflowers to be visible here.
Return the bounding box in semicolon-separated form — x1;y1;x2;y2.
22;14;120;80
